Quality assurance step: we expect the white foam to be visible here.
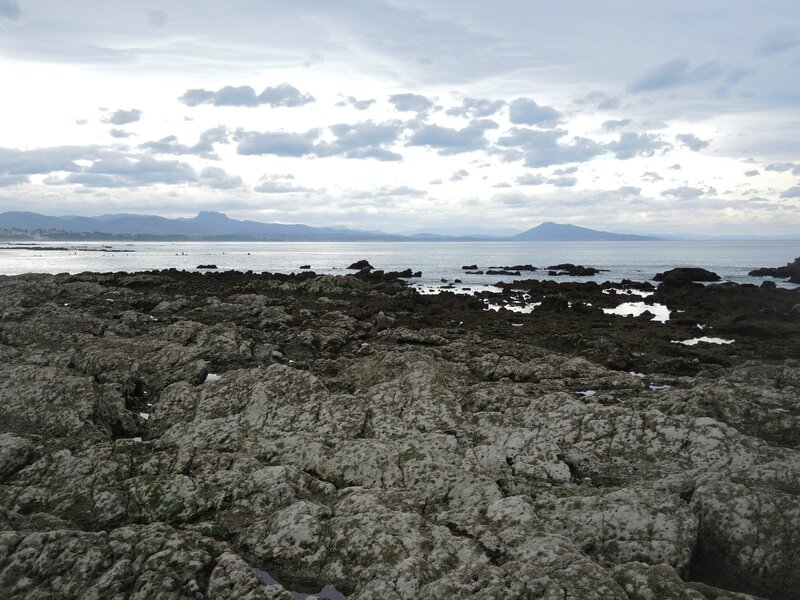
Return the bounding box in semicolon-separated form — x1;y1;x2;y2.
603;302;670;323
138;412;150;420
649;383;671;390
602;288;654;298
629;371;645;378
577;390;597;397
485;301;541;313
204;373;221;382
672;336;735;346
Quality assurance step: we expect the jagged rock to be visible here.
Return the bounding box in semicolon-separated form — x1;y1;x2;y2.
546;263;602;276
654;268;721;284
347;260;373;270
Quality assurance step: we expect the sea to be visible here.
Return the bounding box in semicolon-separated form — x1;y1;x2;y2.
1;240;798;293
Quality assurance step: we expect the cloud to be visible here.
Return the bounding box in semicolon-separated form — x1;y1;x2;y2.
179;84;314;108
0;145;109;175
508;98;560;127
51;156;200;188
765;162;800;175
629;58;724;92
607;132;670;159
446;98;505;118
199;167;242;189
146;9;168;27
0;174;27;187
75;119;88;126
676;133;710;151
497;127;604;167
547;176;577;187
336;95;375;110
757;28;800;56
669;164;682;170
321;121;404;161
389;93;434;115
781;186;800;198
236;129;320;157
407;119;498;154
254;174;311;194
450;169;469;182
602;119;632;131
744;170;760;177
552;166;578;175
141;126;229;159
516;173;546;186
0;0;21;21
575;91;619;110
642;171;663;182
105;109;142;125
661;186;707;200
110;129;132;139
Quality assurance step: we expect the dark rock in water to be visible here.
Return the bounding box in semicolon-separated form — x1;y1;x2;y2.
492;264;537;272
465;270;484;275
454;279;462;284
540;293;569;311
412;271;422;278
196;264;218;269
546;263;602;276
462;264;478;270
654;268;721;285
347;259;373;270
760;280;777;290
486;269;521;276
299;264;311;269
749;256;800;283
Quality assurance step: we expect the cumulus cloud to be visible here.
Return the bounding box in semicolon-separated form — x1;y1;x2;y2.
335;95;375;110
497;128;604;167
236;129;320;157
0;145;109;175
547;176;577;187
199;166;242;189
508;98;560;127
55;156;199;188
105;109;142;125
450;169;469;182
661;186;707;200
389;93;434;115
254;174;311;194
642;171;663;182
676;133;710;151
0;174;27;187
744;170;760;177
765;162;800;175
574;91;619;110
602;119;632;131
629;58;724;92
552;166;578;175
320;121;404;161
141;126;229;159
0;0;21;21
446;98;505;118
516;173;546;186
407;119;498;154
607;132;670;159
179;84;314;108
109;129;132;139
781;186;800;198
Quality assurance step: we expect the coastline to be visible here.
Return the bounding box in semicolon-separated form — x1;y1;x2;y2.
0;268;797;598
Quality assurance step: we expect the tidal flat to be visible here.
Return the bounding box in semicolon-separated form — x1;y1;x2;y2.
0;267;797;599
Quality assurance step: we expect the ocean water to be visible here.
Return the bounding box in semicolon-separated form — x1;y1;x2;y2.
1;240;798;291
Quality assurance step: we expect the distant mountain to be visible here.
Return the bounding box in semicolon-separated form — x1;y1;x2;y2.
0;211;404;241
513;222;661;242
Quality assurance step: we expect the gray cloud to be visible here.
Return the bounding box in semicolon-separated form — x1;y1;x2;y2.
75;119;88;126
199;167;242;190
254;174;311;194
236;129;319;157
497;128;604;167
450;169;469;182
602;119;632;131
52;156;200;188
607;132;671;159
146;9;168;27
179;84;314;108
780;186;800;198
661;186;707;200
0;0;21;21
676;133;710;151
0;174;27;187
389;93;434;115
575;91;619;110
141;126;229;159
110;129;132;139
446;98;505;118
744;170;760;177
105;109;142;125
321;121;404;161
757;28;800;56
765;162;800;175
0;145;109;175
407;119;498;154
642;171;663;182
552;166;578;175
629;58;724;92
547;176;577;187
516;173;546;186
508;98;560;127
336;95;375;110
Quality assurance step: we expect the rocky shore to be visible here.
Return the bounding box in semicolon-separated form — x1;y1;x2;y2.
0;267;798;599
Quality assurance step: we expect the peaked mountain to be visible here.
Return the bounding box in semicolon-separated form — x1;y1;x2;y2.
513;222;660;241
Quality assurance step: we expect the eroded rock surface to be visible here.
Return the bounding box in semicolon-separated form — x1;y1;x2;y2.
0;269;797;599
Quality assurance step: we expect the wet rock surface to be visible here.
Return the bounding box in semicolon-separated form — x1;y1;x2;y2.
0;268;797;599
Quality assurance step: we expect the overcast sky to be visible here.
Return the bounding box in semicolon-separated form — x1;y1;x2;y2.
1;0;799;235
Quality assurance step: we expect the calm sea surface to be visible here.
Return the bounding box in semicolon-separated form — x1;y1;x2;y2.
1;240;798;292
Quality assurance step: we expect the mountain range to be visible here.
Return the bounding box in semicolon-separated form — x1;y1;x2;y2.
0;211;666;242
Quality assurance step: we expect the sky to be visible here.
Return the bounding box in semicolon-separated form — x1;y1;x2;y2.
1;1;799;236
